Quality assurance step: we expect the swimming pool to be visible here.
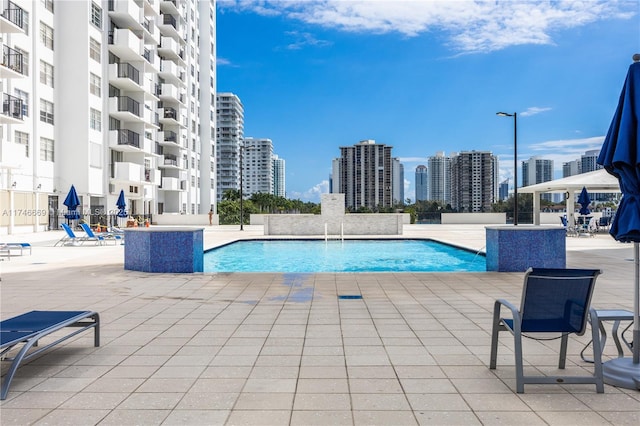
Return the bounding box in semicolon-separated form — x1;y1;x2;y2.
203;239;485;273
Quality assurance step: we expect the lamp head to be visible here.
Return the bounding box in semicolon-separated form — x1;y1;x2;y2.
496;112;514;117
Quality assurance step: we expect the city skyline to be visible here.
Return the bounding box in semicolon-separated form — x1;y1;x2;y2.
216;0;639;202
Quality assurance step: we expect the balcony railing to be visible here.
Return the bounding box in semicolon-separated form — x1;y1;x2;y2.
116;129;140;148
163;107;177;119
2;93;23;119
2;44;23;74
162;14;177;29
164;130;177;143
1;1;25;29
116;96;141;116
117;62;140;85
164;155;177;166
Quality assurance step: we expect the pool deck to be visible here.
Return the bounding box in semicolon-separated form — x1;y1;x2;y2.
1;224;639;425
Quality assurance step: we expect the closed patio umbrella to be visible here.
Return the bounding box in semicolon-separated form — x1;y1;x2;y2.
597;56;640;390
116;190;127;218
578;186;591;216
63;185;80;223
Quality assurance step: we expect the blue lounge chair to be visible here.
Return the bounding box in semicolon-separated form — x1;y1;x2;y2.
6;243;31;255
0;310;100;400
80;223;122;245
54;223;82;246
490;268;604;393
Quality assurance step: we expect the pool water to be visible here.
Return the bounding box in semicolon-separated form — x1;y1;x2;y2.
204;239;485;273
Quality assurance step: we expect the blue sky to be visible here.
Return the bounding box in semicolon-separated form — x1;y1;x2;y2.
216;0;640;202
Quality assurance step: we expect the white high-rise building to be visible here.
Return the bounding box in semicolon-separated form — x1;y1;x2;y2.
522;156;554;202
427;151;451;204
0;0;216;234
272;154;285;197
243;137;273;197
215;92;243;202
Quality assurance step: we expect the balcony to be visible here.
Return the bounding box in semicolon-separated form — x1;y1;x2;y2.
159;154;184;170
109;62;142;93
1;44;24;79
158;83;182;103
109;96;144;123
158;106;182;126
158;129;185;149
160;0;181;16
141;108;158;129
107;0;143;32
109;129;141;152
108;28;144;61
158;60;185;86
157;12;181;39
161;176;180;191
145;168;161;185
113;161;143;184
0;1;26;33
157;36;183;63
0;93;23;124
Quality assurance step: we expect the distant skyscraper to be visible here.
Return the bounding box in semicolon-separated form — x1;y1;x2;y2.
216;93;244;202
332;139;394;210
450;151;498;212
580;149;603;173
499;179;509;201
243;138;274;197
563;160;581;177
522;156;554;202
415;165;428;202
427;152;451;204
272;155;286;197
392;159;404;205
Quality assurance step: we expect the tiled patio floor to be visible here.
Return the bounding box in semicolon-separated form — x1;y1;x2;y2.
1;225;639;425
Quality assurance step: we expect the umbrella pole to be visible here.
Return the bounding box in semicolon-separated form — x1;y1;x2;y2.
635;242;639;364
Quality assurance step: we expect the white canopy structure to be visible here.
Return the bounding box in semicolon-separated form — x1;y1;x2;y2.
519;169;621;225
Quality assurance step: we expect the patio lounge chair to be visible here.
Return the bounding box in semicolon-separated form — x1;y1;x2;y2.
80;223;121;245
5;243;31;255
54;223;82;246
0;310;100;400
489;268;604;393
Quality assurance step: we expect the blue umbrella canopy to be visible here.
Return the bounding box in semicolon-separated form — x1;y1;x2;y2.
116;190;128;218
63;185;80;220
597;61;640;243
577;186;591;216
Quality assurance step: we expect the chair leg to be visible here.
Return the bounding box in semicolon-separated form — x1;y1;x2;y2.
559;333;568;369
589;309;605;393
514;331;525;393
489;301;502;369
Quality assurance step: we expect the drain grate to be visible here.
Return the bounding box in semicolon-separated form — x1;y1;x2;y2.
338;295;363;300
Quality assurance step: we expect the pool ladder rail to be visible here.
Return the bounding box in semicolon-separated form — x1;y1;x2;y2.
324;222;345;242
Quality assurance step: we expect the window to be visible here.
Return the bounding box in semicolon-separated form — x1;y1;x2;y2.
89;38;101;63
15;48;28;76
15;131;29;157
40;137;54;161
89;73;101;96
40;61;54;87
14;89;28;117
90;108;101;131
40;22;54;49
40;99;54;124
90;2;102;29
41;0;54;13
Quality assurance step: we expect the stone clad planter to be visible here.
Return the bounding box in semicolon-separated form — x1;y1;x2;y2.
485;226;566;272
124;227;203;273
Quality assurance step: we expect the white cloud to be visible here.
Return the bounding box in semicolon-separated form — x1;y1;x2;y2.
289;180;330;202
216;57;236;66
218;0;636;53
284;30;332;50
520;106;552;117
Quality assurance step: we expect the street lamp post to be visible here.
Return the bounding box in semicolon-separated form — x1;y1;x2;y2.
497;111;518;225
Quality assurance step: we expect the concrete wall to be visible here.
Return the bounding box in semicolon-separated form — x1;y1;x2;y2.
263;214;403;236
441;213;506;224
153;214;218;226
